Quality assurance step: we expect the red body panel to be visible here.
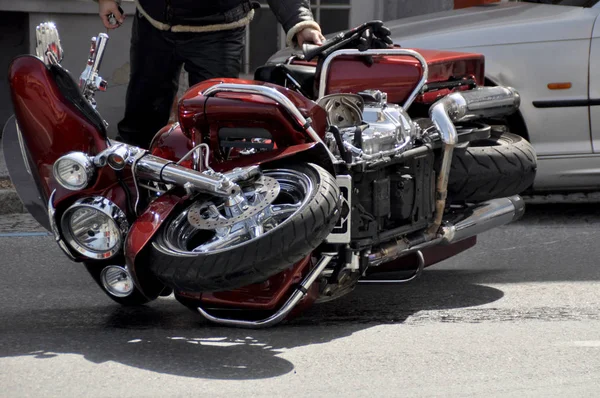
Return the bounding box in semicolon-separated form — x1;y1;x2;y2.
8;56;115;207
8;56;131;262
179;78;327;140
324;49;484;104
294;48;484;105
175;78;328;170
178;256;316;310
124;192;185;295
149;123;329;173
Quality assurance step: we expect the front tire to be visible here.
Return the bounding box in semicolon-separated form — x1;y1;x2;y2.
147;163;341;293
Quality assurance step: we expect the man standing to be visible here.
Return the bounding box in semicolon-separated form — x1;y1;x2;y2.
97;0;325;148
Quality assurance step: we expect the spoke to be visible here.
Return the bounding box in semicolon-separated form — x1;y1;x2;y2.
269;203;301;219
192;229;247;253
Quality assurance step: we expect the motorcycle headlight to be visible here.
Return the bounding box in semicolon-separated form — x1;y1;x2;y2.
61;197;129;259
53;152;95;191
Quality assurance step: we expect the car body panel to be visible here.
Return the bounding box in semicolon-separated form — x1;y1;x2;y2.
589;15;600;153
481;39;592;156
384;2;598;48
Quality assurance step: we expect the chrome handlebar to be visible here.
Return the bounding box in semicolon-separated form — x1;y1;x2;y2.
79;33;110;108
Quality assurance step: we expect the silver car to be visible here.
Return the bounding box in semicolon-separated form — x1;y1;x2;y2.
269;0;600;194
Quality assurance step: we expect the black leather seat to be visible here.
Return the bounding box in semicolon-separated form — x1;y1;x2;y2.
254;63;317;99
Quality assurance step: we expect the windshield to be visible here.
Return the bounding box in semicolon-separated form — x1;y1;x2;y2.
509;0;600;6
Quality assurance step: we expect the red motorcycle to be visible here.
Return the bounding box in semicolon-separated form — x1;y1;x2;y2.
2;21;536;328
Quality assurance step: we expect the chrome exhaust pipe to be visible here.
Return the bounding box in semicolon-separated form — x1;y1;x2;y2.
441;195;525;245
454;86;520;122
426;86;521;238
368;195;525;267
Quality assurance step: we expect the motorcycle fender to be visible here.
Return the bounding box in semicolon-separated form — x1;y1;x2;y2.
125;192;186;298
256;142;336;176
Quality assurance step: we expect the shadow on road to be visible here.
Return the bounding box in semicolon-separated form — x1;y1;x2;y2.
0;270;503;380
3;203;595;380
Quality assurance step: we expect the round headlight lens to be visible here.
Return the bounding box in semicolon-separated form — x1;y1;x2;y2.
61;197;128;259
101;266;135;298
68;207;120;253
53;153;94;191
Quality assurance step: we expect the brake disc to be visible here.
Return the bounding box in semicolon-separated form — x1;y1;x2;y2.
187;175;280;230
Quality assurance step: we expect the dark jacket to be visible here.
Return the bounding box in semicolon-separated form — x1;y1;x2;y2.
136;0;316;34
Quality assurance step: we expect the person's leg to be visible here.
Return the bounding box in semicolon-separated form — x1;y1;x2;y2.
175;27;246;87
117;12;183;149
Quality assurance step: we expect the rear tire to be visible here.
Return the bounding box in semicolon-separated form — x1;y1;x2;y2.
447;132;537;202
147;163;341;293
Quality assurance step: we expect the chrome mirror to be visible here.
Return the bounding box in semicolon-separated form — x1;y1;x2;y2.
35;22;64;65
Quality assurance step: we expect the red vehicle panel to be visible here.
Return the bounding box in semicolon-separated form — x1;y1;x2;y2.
178;78;327;142
8;56;112;206
289;48;485;105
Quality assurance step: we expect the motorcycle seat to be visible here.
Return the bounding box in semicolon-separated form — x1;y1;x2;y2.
254;63;316;99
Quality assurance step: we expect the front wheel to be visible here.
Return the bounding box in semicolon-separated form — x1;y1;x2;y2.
147;163;341;292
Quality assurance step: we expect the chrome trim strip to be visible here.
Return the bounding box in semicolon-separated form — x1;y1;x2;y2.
47;190;60;239
197;253;336;328
317;49;430;111
48;190;76;261
202;83;339;164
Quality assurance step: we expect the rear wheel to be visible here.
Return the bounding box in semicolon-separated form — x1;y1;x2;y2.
447;131;537;202
147;163;341;292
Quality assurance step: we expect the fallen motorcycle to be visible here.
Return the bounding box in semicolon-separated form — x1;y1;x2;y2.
2;21;536;328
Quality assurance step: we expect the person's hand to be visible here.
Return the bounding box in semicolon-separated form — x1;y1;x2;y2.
99;0;125;30
296;28;325;47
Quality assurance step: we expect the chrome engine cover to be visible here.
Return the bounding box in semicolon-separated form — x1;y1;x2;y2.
321;90;416;159
360;101;415;155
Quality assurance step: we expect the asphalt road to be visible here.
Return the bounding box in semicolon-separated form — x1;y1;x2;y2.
2;204;600;397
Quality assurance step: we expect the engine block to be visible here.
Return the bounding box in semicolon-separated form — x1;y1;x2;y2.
319;90;416;162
